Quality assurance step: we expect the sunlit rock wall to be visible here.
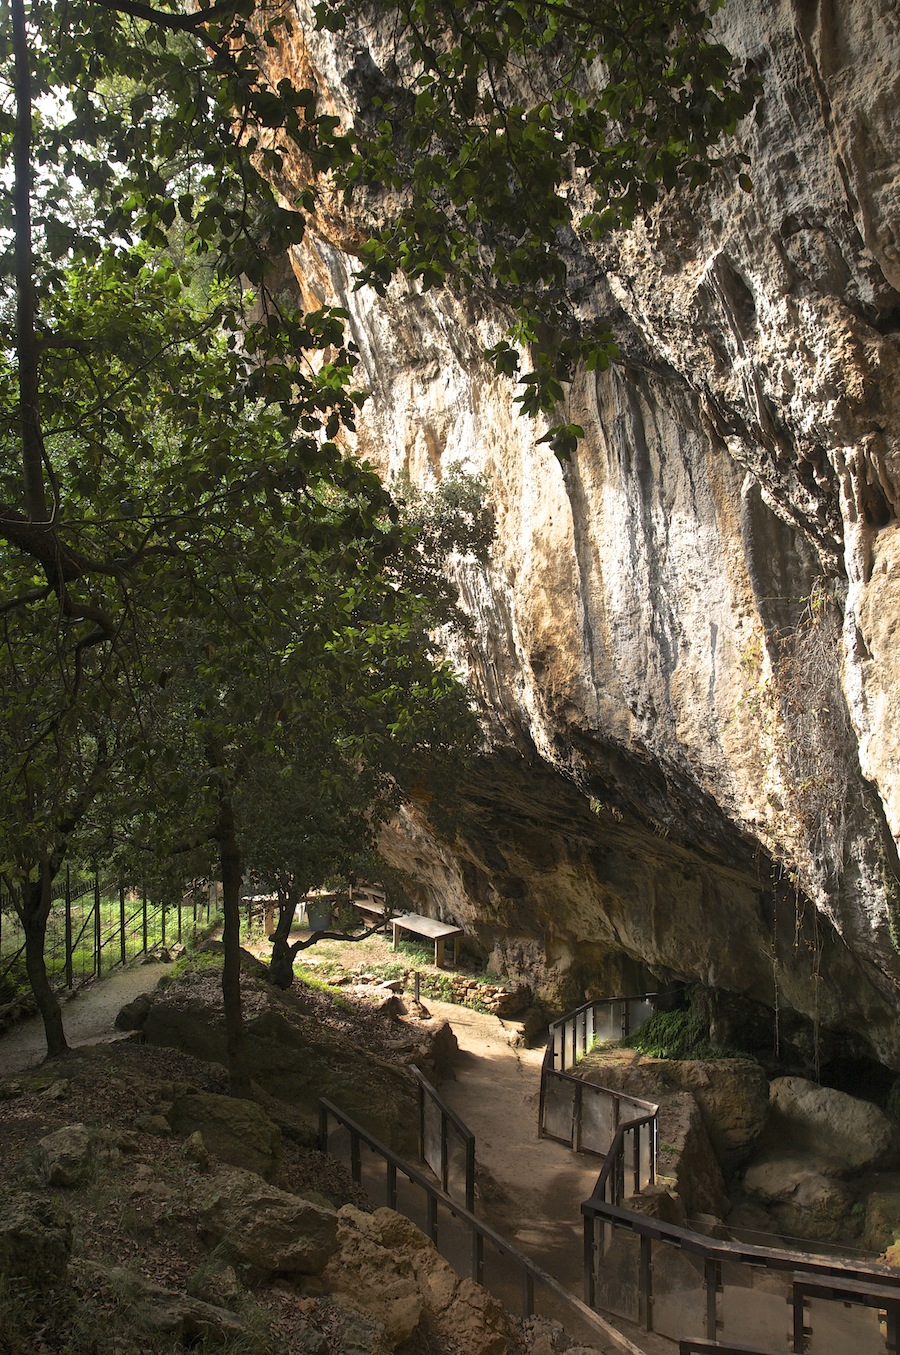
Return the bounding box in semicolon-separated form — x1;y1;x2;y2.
268;0;900;1064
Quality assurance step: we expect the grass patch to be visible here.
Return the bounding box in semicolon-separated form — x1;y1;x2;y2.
294;967;352;1008
622;1007;731;1061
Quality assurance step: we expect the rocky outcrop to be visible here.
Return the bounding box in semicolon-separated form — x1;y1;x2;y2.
323;1204;516;1355
264;0;900;1064
197;1168;339;1275
575;1049;769;1173
165;1091;282;1180
0;1191;73;1280
141;966;420;1153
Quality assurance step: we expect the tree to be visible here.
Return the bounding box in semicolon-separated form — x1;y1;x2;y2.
1;0;750;1069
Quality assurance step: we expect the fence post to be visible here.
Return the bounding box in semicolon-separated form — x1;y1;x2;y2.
64;867;73;990
119;885;126;966
441;1111;449;1192
465;1136;476;1215
161;899;166;948
177;899;182;944
94;876;101;977
142;882;148;955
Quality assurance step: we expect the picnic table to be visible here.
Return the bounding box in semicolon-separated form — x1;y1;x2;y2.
390;911;462;968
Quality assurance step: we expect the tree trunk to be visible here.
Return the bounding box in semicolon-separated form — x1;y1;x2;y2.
19;866;68;1059
215;795;250;1097
267;889;300;990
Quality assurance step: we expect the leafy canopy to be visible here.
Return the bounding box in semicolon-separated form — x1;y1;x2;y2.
305;0;756;455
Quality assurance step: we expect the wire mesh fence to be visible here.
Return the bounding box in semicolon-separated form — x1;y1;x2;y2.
0;873;222;1006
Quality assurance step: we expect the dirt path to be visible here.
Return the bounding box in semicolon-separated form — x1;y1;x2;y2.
425;998;601;1272
0;962;167;1076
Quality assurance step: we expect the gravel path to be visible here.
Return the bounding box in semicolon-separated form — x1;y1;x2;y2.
0;961;168;1075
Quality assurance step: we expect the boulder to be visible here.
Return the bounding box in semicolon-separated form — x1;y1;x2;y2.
198;1168;338;1275
166;1092;281;1179
765;1077;898;1172
405;1018;460;1082
860;1174;900;1252
743;1151;855;1243
0;1191;73;1280
655;1091;729;1219
319;1300;391;1355
324;1205;516;1355
114;993;153;1031
37;1123;93;1187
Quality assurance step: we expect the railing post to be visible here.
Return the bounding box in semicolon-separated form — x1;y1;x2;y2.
441;1110;449;1193
639;1233;653;1330
387;1161;397;1210
792;1284;806;1354
471;1228;484;1286
704;1257;719;1340
177;898;182;944
119;885;126;966
142;881;148;955
584;1212;595;1309
94;876;101;976
521;1268;535;1319
64;867;73;990
465;1135;476;1215
350;1130;361;1184
573;1080;583;1152
417;1075;425;1164
426;1191;437;1243
161;899;166;948
318;1103;329;1152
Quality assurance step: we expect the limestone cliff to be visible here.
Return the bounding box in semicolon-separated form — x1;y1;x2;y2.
268;1;900;1066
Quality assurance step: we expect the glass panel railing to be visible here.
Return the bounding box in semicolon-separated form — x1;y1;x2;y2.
626;998;654;1036
719;1260;792;1348
648;1238;707;1342
592;1001;624;1044
422;1096;443;1184
591;1222;641;1325
637;1120;654;1190
806;1294;888;1354
542;1073;576;1144
579;1085;616;1155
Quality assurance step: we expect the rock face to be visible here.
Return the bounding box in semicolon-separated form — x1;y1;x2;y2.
265;1;900;1063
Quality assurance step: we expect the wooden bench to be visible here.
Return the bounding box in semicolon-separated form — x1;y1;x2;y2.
350;895;391;933
391;912;463;969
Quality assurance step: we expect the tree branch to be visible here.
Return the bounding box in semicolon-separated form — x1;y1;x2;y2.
89;0;246;35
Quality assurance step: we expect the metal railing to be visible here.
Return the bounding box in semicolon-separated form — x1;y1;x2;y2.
582;1127;900;1352
318;1097;639;1353
539;994;658;1168
538;990;900;1350
679;1342;788;1354
0;874;221;1009
411;1066;475;1213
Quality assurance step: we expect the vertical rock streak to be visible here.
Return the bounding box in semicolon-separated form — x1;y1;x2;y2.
269;0;900;1061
